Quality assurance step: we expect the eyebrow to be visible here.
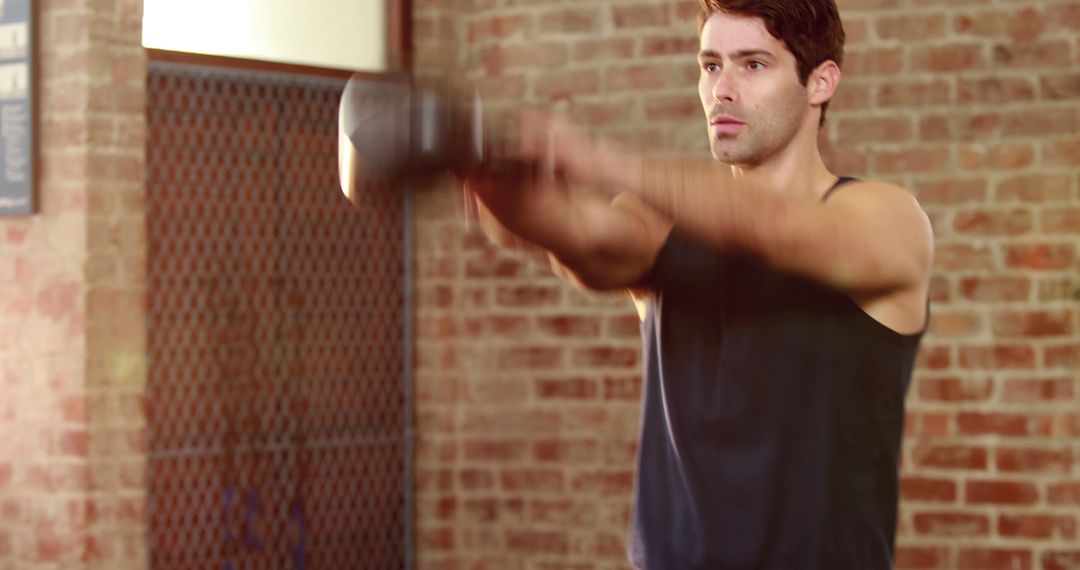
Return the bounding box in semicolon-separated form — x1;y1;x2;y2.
697;48;776;60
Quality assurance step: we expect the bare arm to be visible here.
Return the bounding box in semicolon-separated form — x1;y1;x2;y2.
622;157;934;294
465;171;672;291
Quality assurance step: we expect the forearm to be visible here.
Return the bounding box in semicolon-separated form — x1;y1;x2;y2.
622;155;791;255
478;181;597;264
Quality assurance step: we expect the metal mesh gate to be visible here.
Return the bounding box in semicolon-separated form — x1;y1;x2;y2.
146;62;411;570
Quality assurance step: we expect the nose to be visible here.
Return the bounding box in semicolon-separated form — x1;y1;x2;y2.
711;69;736;103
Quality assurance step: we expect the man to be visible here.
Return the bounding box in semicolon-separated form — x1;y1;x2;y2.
462;0;933;567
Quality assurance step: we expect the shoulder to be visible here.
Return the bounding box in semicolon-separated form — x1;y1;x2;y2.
825;178;935;267
825;180;931;232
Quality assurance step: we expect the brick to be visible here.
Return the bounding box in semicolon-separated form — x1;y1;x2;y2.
917;376;991;402
603;375;641;401
957;548;1032;570
875;147;950;174
959;345;1036;369
495;285;561;308
1044;551;1080;570
1002;107;1079;137
992;309;1074;337
900;476;957;502
1043;208;1080;234
1042;72;1080;100
1042;138;1080;167
418;527;454;551
505;530;568;555
953;11;1006;37
570;470;634;496
958;143;1035;170
500;468;564;492
954;208;1033;236
534;69;601;101
918;115;951;141
844;18;870;45
468;13;527;43
467;377;529;403
536;316;602;338
465;257;525;279
958;77;1036;104
605;62;698;92
1006;7;1046;42
996;447;1073;474
461;498;497;522
894;545;949;569
572;38;636;63
612;3;669;29
460;469;495;491
1046;2;1080;30
876;14;946;41
911;44;985;72
571;347;638;368
644;95;700;120
958;412;1043;437
842;0;902;10
535;377;598;400
1045;344;1079;369
844;47;904;75
1000;514;1077;540
915;178;987;205
913;512;990;537
642;36;699;57
538;7;602;35
463;315;530;337
464;440;528;462
836;117;913;143
1049;482;1080;505
916;344;951;370
480;43;569;75
993;40;1073;69
996;174;1073;202
496;346;563;370
1039;278;1080;302
912;444;988;470
607;314;641;338
534;439;599;464
929;276;950;302
1002;378;1076;403
966;480;1039;505
1004;244;1076;270
960;277;1031;302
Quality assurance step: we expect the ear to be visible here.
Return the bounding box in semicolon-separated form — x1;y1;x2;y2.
807;60;841;106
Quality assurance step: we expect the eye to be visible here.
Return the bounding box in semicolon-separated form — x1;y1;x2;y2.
747;60;766;71
701;62;720;73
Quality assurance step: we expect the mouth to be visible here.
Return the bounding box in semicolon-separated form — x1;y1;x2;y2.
710;115;745;136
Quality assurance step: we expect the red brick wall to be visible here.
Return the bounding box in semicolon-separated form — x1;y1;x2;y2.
412;1;1079;569
0;0;147;568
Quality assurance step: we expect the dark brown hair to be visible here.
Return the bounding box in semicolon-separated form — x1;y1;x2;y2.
698;0;845;124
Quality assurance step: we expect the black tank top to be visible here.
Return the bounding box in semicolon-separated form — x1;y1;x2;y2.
630;177;924;569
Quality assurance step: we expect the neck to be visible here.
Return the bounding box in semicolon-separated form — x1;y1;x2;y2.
728;120;836;201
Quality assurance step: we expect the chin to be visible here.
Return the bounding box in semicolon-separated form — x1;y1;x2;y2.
711;144;756;167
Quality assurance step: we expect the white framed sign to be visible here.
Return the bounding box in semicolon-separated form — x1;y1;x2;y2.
142;0;389;73
0;0;33;216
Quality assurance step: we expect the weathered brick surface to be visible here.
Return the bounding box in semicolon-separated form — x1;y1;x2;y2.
0;1;146;568
408;0;1079;568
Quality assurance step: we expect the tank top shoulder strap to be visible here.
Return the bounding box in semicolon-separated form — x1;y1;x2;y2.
820;176;860;203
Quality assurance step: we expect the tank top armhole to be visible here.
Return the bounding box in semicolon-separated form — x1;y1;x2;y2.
821;176;859;203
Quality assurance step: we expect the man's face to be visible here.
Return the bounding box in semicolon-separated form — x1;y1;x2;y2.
698;11;812;167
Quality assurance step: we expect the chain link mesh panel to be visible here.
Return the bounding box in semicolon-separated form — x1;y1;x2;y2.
146;62;411;570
